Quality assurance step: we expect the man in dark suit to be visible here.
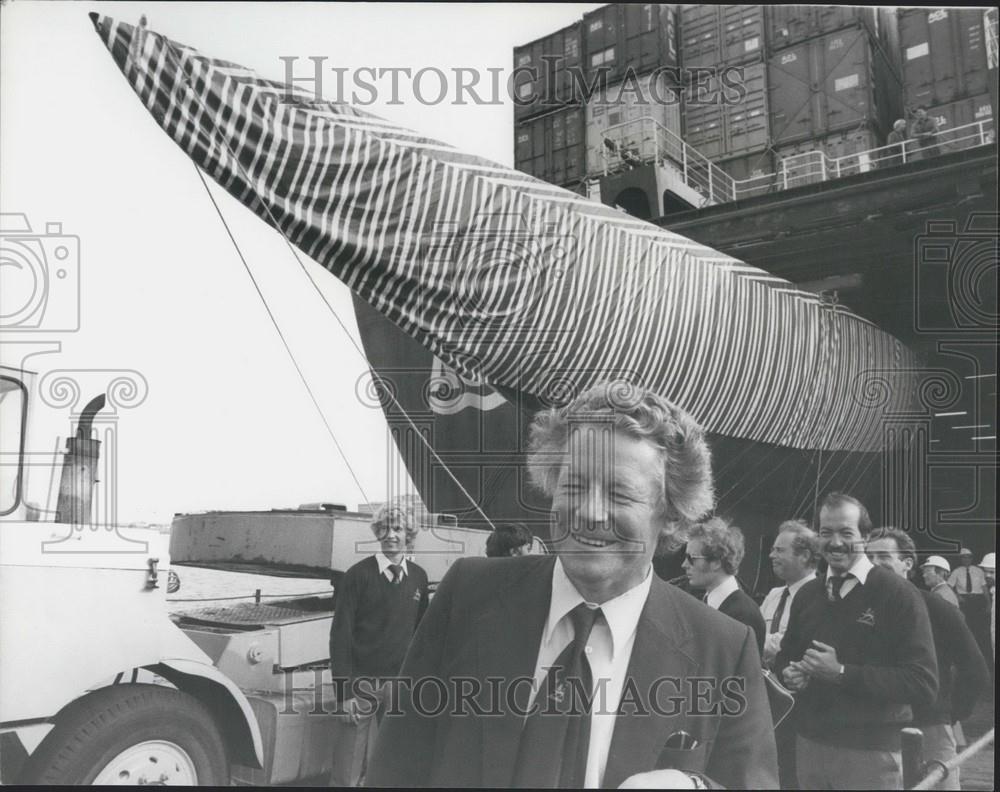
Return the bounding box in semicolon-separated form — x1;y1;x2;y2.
486;521;537;558
866;528;989;791
682;518;766;655
369;382;778;788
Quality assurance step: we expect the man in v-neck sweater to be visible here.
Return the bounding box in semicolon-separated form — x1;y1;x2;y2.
328;503;429;786
776;493;937;790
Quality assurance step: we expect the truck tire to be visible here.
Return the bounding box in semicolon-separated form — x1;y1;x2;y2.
19;683;229;786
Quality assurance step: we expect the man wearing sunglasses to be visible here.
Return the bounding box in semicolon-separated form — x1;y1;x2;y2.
682;519;766;656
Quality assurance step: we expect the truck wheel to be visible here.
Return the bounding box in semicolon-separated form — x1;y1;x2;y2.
20;683;229;785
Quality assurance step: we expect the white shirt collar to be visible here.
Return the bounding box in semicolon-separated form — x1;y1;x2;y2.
375;552;408;578
786;570;816;595
705;574;740;609
825;553;874;585
544;557;652;660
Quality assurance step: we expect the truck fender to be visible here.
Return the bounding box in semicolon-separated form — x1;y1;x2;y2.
153;658;264;768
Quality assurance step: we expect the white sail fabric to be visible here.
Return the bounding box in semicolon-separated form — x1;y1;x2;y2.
91;14;919;452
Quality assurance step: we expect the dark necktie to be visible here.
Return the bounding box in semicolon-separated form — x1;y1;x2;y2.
389;564;402;584
513;603;602;788
770;587;790;634
966;568;972;593
830;575;846;602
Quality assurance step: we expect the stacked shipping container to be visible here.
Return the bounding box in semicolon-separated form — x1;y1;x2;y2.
767;6;900;69
764;6;902;172
585;71;682;174
512;22;586;190
583;3;679;82
899;9;989;107
679;4;769;170
513;4;993;203
514;107;585;185
512;23;583;123
897;8;995;153
768;28;901;146
680;4;765;68
682;63;769;159
513;4;680;190
677;5;901;190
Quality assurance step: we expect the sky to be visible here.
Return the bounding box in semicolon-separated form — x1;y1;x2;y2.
1;1;602;524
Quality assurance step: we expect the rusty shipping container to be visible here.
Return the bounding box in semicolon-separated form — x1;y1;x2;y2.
512;22;584;122
585;71;682;174
717;150;778;198
768;6;900;66
583;4;680;84
775;126;882;187
768;28;902;146
683;62;768;159
899;8;990;109
679;5;765;69
514;106;586;187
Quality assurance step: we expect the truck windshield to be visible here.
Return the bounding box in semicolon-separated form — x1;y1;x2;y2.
0;375;27;516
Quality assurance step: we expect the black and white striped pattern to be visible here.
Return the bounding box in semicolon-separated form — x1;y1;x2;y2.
92;15;919;452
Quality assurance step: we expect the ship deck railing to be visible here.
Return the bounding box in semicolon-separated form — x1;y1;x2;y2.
591;116;996;207
901;724;995;789
776;118;996;192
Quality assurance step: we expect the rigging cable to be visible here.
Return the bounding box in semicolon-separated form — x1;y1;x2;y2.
152;33;497;529
191;165;369;505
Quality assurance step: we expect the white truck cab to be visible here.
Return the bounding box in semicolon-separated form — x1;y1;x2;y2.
0;362;488;785
0;363;262;785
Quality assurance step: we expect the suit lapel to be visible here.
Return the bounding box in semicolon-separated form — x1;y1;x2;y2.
479;555;555;787
602;577;699;789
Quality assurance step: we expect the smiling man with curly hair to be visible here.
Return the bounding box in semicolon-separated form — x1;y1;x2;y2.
370;381;778;789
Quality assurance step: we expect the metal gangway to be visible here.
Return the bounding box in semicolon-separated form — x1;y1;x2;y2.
592;114;996;208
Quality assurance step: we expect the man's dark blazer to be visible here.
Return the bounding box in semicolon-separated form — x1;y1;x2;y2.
369;555;778;789
718;589;767;657
916;589;990;726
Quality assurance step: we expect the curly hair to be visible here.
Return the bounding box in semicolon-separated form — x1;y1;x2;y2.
370;502;418;540
688;517;745;575
526;381;714;549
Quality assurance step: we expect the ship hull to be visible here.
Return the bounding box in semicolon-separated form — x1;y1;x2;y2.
355;296;885;590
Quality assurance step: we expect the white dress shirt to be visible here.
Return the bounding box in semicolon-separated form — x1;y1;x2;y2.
947;565;987;595
375;552;408;582
528;558;653;788
704;574;739;610
824;554;874;600
760;572;815;666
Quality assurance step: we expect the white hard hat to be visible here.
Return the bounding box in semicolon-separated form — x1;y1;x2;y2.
959;547;974;556
981;552;996;571
921;555;951;573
